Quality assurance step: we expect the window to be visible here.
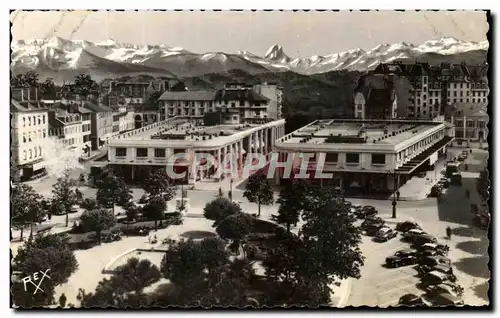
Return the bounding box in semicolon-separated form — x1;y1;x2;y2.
325;153;338;163
473;98;476;103
460;99;463;103
28;133;32;142
466;120;475;128
231;102;236;108
478;121;486;128
460;91;463;97
23;150;26;160
371;154;386;165
136;148;148;157
38;116;41;125
239;100;245;106
357;104;362;111
453;91;457;97
34;147;37;157
345;153;360;164
116;148;127;157
23;134;26;143
28;117;31;126
154;148;166;158
29;149;32;159
455;130;464;138
23;117;26;127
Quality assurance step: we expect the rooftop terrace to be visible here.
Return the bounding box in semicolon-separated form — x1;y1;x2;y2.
280;119;444;147
150;123;258;142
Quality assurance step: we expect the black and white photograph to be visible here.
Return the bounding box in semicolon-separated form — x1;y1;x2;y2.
9;9;490;309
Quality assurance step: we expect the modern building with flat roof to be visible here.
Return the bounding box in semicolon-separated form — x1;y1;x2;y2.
106;117;286;184
272;118;453;196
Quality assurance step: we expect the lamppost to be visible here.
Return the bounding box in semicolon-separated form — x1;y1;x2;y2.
388;170;399;219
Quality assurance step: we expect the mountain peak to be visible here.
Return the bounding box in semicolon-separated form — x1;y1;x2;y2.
264;44;290;62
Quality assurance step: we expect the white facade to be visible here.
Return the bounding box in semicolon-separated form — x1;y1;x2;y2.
11;110;49;170
160;83;283;125
275;120;448;174
107;119;286;183
81;113;92;148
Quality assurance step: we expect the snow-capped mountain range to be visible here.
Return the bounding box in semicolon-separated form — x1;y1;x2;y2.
11;36;488;78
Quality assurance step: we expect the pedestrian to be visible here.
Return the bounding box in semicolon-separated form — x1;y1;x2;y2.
396;190;400;201
446;226;452;239
465;189;470;199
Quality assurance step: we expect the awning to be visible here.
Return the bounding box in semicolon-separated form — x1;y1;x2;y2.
33;161;45;171
395;136;454;174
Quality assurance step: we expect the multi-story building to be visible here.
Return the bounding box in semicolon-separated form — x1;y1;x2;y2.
159;82;283;124
10;88;50;179
373;62;489;119
106;118;286;184
353;74;398;120
449;103;489;143
273;119;453;196
47;107;84;154
83;103;114;150
78;107;93;152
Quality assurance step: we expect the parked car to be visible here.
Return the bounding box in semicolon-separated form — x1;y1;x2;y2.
417;243;450;255
373;227;398;242
420;271;451;287
70;205;79;213
361;216;385;228
425;282;464;298
363;223;386;236
417;263;454;276
386;252;417;268
413;234;438;247
426;292;464;306
355;205;378;219
401;229;427;242
396;221;421;233
398;293;426;307
418;255;451;267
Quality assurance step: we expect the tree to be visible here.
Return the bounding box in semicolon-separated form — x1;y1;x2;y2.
11;184;45;240
11;71;39;87
51;170;78;227
114;257;162;295
77;277;148;308
58;293;67;308
243;174;274;217
12;233;78;308
80;208;115;244
125;202;141;222
96;172;132;214
159;237;255;307
72;73;98;98
275;178;308;232
142;196;166;230
39;78;57;99
203;197;242;226
476;169;489;204
300;188;364;280
216;213;253;250
143;169;176;200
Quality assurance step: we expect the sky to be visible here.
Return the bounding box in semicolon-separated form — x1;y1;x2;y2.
10;10;489;58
